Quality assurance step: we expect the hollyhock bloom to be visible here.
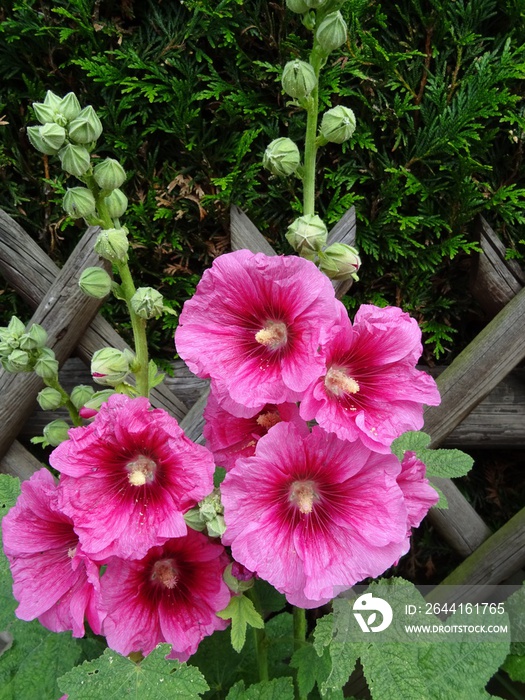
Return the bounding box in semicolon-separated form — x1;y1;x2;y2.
50;393;215;561
300;304;441;453
100;530;231;661
397;451;439;532
175;250;340;409
221;422;409;608
203;389;309;470
2;468;102;637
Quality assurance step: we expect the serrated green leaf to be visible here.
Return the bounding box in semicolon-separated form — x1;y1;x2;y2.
0;476;20;518
217;595;264;653
391;431;431;460
58;644;208;699
291;643;334;698
225;677;294;700
312;613;360;693
423;449;474;478
502;654;525;682
0;475;20;629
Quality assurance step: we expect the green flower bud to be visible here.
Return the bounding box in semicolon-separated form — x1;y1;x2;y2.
41;123;67;151
43;419;70;446
19;324;48;351
282;60;317;100
206;514;226;538
58;92;82;122
286;0;309;12
286;214;328;256
4;349;31;372
305;0;328;8
91;347;130;386
94;228;129;264
37;387;64;411
43;90;62;111
27;125;61;156
59;143;91;178
223;563;255;594
79;267;112;299
104;188;128;218
34;348;59;381
7;316;26;339
0;340;12;357
32;102;56;125
68;105;103;144
199;490;224;522
316;11;347;54
320;105;356;144
183;507;207;532
93;158;126;191
131;287;165;319
319;243;361;281
263;137;301;177
70;384;95;411
63;187;97;220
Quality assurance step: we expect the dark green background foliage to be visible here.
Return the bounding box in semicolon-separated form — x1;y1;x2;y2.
1;0;524;358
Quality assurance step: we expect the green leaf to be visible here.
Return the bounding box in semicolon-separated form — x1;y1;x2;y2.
391;430;474;480
225;677;295;700
252;579;286;618
312;613;360;694
502;654;525;683
291;643;341;699
0;475;20;519
217;595;264;653
391;431;431;459
58;644;209;699
0;475;20;629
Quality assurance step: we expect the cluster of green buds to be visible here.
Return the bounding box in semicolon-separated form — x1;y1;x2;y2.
0;316;57;377
184;488;226;538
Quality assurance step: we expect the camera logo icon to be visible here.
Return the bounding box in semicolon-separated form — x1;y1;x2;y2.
352;592;393;633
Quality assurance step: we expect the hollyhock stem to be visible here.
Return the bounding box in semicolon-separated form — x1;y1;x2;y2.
45;377;82;427
302;46;324;217
293;609;308;700
247;588;269;682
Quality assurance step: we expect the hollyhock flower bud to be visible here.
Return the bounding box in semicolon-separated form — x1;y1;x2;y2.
43;419;70;446
32;102;56;125
104;188;128;218
397;452;439;532
91;347;131;386
57;92;82;122
286;0;309;11
131;287;164;319
59;143;91;178
206;514;226;538
19;323;48;350
37;387;64;411
70;384;95;411
79;267;112;299
94;227;129;264
320;105;356;144
67;105;102;144
223;563;255;594
34;348;59;381
7;315;26;339
183;507;207;532
319;242;361;281
316;11;347;54
263;137;301;177
27;125;64;156
63;187;97;220
93;157;126;191
4;349;31;372
286;214;327;256
282;60;317;100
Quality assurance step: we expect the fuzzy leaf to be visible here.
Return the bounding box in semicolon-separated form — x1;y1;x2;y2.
57;644;208;699
391;431;431;459
312;613;361;693
225;677;294;700
0;475;20;629
391;431;473;480
217;595;264;653
0;475;20;519
291;643;340;699
502;654;525;683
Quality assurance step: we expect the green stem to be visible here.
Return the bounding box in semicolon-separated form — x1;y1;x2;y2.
45;376;82;427
293;607;308;700
246;588;269;682
302;47;324;217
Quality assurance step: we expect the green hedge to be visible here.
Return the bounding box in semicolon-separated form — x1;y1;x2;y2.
1;0;524;358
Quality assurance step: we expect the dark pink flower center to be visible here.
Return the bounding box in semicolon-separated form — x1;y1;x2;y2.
255;320;288;350
256;410;281;431
150;558;179;589
324;367;360;397
126;454;157;486
289;480;319;514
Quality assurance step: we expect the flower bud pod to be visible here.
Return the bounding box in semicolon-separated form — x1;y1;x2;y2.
319;242;361;281
34;348;59;381
79;267;112;299
93;158;126;191
27;125;61;156
286;0;309;12
43;90;62;111
37;387;64;411
79;389;115;418
320;105;356;143
183;507;207;532
67;105;103;144
131;287;164;319
316;11;347;54
91;347;131;386
6;316;25;340
63;187;97;219
286;214;328;255
32;102;56;125
59;143;91;178
70;384;95;411
0;340;12;357
58;92;82;122
223;563;255;594
282;60;317;100
263;138;301;177
104;188;128;218
43;419;70;447
19;324;48;351
206;514;226;538
94;228;129;264
4;349;31;372
40;123;67;152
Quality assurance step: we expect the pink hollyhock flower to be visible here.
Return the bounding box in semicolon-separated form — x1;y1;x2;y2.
203;388;309;470
300;304;441;453
175;250;340;409
2;468;102;637
100;530;231;661
221;422;409;608
50;393;215;561
397;451;439;531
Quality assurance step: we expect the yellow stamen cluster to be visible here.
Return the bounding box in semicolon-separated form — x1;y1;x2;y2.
255;321;288;350
324;367;360;397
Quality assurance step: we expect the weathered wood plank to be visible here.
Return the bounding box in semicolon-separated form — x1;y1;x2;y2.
0;441;43;481
0;209;188;419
